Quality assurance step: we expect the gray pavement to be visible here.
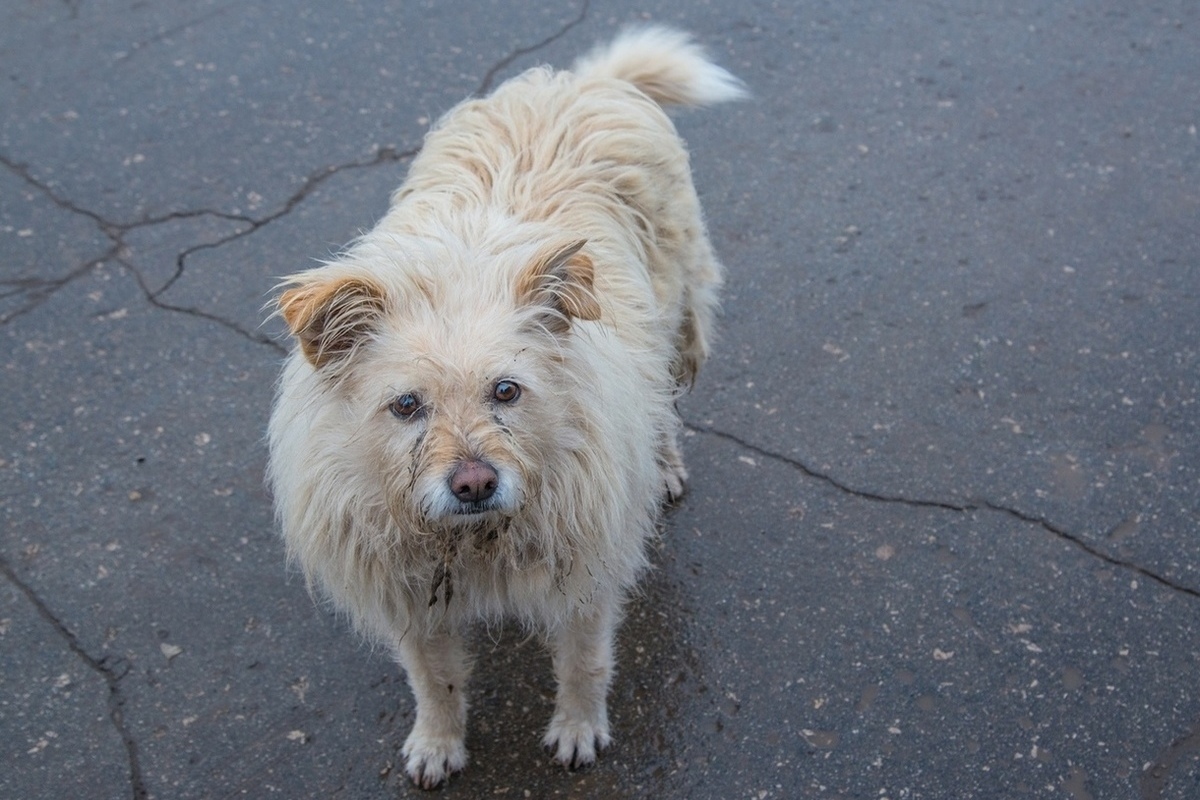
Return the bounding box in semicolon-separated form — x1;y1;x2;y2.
2;1;1198;798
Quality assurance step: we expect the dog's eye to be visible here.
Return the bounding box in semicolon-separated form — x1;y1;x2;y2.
492;380;521;404
389;393;423;419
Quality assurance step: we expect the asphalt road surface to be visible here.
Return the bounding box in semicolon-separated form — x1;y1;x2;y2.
2;1;1198;798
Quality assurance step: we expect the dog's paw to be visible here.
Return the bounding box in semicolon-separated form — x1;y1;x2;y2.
660;450;689;504
402;730;467;789
543;715;611;770
662;464;688;504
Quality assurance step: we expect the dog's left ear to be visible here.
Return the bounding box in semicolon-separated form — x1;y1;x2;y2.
516;238;602;333
277;274;387;369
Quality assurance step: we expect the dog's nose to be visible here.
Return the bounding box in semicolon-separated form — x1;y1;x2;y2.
449;460;498;504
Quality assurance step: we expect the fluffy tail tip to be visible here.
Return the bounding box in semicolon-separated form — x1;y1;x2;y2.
574;26;748;107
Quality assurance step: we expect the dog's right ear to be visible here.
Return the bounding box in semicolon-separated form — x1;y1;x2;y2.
277;275;386;369
516;238;602;334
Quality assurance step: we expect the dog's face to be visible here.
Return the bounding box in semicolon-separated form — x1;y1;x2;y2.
277;234;601;532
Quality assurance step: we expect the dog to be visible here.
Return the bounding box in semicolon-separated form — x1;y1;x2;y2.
267;26;743;788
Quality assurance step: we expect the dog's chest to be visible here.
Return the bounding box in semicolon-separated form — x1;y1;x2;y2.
417;519;567;607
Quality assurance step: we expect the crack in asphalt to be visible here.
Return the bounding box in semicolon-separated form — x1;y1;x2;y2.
1;135;413;350
477;0;590;96
1;151;258;332
0;555;148;800
1;244;120;325
686;421;1200;602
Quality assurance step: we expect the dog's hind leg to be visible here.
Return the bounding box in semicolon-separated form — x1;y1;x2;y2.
673;238;723;389
396;627;472;788
543;592;619;769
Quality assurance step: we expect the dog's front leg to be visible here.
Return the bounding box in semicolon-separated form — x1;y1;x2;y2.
396;626;471;788
543;593;618;769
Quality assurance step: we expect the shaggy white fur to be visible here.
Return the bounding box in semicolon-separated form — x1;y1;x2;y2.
267;26;743;788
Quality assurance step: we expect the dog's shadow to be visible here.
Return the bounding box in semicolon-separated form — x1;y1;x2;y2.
383;545;698;798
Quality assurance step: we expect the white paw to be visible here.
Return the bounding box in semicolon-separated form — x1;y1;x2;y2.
662;464;687;503
402;729;467;789
660;451;689;504
543;714;611;770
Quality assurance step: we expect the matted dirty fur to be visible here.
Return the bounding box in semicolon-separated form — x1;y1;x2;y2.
267;26;743;788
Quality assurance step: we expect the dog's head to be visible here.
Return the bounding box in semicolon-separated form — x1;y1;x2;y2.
276;232;601;531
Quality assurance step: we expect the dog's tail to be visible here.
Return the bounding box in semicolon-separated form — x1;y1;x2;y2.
573;26;747;107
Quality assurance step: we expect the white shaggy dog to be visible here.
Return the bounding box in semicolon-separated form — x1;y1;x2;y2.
267;27;743;788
